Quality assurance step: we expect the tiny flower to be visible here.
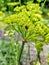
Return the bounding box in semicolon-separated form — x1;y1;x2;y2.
4;31;9;36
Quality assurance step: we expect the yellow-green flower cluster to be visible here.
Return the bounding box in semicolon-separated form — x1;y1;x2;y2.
14;3;42;14
3;3;49;44
0;11;5;21
0;11;4;16
14;5;26;13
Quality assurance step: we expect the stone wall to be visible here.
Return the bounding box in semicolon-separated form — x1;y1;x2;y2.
0;31;49;65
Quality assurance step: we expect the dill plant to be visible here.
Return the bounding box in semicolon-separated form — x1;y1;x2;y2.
1;3;49;65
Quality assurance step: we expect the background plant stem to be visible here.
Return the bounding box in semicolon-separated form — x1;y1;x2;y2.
19;0;21;6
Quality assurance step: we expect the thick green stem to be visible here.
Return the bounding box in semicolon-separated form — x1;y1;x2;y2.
19;0;21;6
37;52;40;63
18;40;25;65
42;0;46;8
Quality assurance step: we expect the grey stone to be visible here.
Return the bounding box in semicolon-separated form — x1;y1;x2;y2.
21;42;37;65
40;44;49;65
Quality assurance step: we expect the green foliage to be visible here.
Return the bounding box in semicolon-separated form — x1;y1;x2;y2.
0;11;7;30
0;39;19;65
7;2;20;11
7;2;20;6
0;0;6;11
23;0;34;3
0;0;48;11
33;61;41;65
47;0;49;2
0;0;11;11
37;0;46;12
